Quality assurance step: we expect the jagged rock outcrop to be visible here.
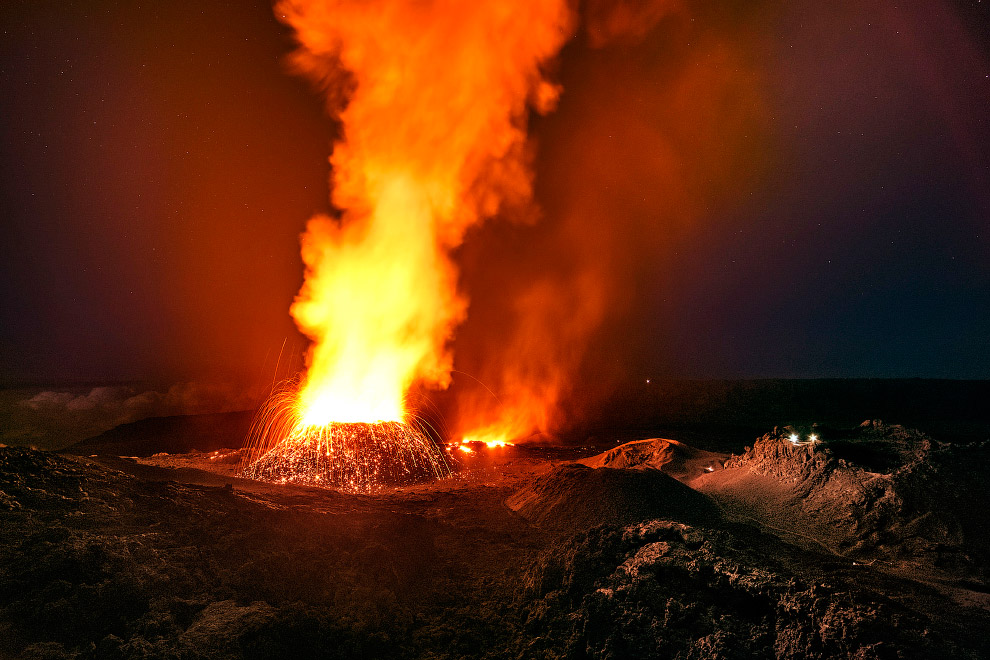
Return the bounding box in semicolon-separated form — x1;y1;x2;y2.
697;421;990;578
519;519;985;660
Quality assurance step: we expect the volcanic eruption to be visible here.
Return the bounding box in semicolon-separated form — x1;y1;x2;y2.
240;0;575;492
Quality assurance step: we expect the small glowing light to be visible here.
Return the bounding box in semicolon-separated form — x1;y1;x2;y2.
704;465;714;472
788;433;800;445
808;434;818;443
458;444;475;454
646;379;651;384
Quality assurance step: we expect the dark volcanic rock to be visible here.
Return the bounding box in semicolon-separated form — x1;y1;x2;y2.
3;444;989;659
507;464;721;534
0;447;533;659
520;519;985;660
0;447;267;658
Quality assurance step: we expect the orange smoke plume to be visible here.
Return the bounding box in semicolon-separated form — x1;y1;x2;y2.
274;0;575;426
449;1;769;444
454;268;606;447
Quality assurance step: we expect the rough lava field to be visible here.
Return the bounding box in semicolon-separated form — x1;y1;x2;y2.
2;417;989;659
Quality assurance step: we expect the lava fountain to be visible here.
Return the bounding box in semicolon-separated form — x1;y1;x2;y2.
239;0;575;492
241;383;448;491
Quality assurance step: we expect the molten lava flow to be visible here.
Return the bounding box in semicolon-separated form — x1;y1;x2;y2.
241;0;575;492
463;435;513;448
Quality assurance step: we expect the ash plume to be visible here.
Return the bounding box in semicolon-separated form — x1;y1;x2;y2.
449;0;770;441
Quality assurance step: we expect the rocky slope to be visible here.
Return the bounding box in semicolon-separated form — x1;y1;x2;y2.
0;448;537;659
506;463;720;534
693;421;990;580
3;418;990;659
518;519;985;659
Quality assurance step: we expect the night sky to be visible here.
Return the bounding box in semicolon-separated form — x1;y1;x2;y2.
2;0;989;390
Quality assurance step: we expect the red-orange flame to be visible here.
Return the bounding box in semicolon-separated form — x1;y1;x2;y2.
242;0;576;490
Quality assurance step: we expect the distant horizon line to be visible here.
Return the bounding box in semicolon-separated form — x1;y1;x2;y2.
2;375;988;390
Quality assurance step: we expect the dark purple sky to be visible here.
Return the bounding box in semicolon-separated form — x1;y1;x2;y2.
2;0;988;388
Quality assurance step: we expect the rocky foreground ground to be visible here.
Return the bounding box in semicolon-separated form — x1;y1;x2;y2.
1;421;989;659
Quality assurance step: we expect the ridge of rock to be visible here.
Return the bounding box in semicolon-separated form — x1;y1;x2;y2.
507;463;720;535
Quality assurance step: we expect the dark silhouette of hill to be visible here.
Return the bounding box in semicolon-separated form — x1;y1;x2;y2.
50;379;990;460
63;410;253;457
581;378;990;452
506;463;720;535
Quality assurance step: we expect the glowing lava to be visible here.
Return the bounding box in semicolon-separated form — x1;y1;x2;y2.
241;384;449;493
460;432;514;448
243;422;447;491
240;0;574;492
